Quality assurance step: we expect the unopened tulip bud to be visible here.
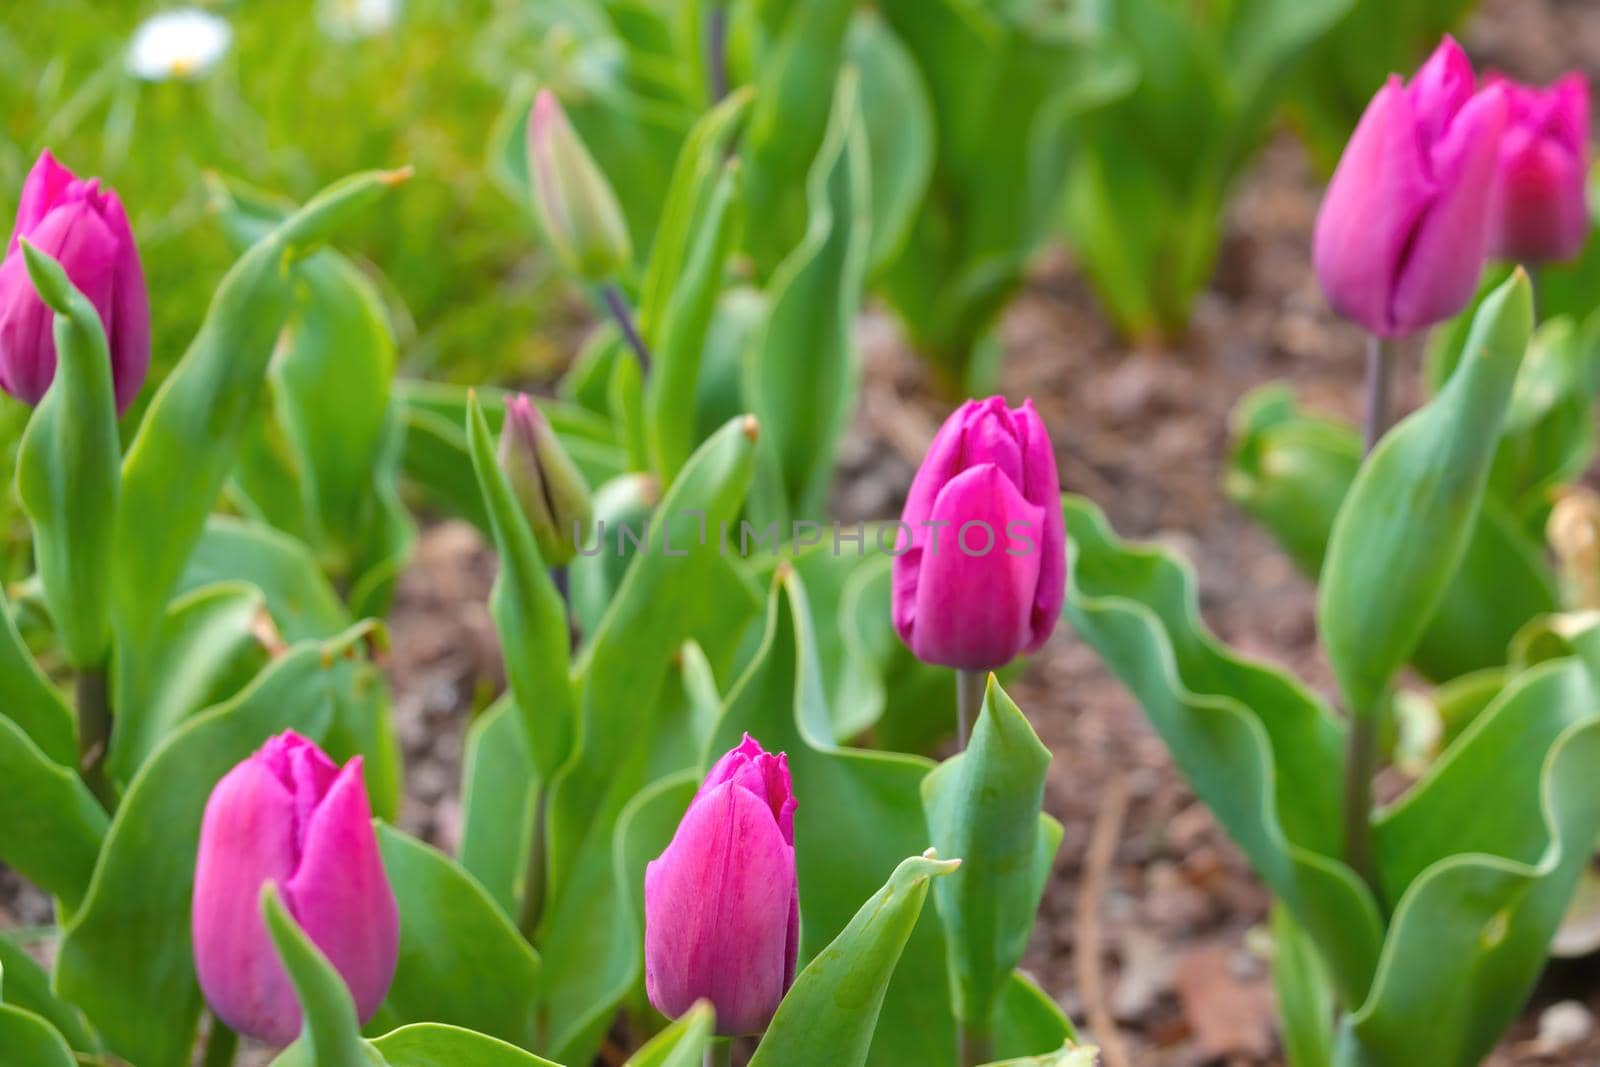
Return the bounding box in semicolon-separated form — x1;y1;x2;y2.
1313;37;1508;338
893;397;1066;672
525;89;632;281
0;150;149;414
1489;73;1591;264
499;393;593;566
645;734;798;1035
192;732;398;1047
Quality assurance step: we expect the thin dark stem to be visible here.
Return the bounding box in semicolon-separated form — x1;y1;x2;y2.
954;670;985;751
201;1015;238;1067
602;283;652;375
518;787;549;943
1342;709;1379;894
1361;335;1395;454
706;3;729;104
959;1026;995;1067
551;564;578;650
75;665;114;811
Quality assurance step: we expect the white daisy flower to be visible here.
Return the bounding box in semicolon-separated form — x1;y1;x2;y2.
318;0;402;40
127;8;233;82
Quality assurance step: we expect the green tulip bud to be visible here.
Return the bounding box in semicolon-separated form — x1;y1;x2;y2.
498;393;594;567
525;89;633;281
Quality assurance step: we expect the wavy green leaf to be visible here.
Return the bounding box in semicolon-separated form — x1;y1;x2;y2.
0;583;75;767
372;1023;562;1067
0;713;107;909
0;1004;77;1067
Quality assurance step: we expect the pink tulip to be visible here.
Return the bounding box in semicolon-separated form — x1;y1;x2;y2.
1489;73;1591;264
0;150;149;414
1313;37;1509;338
192;732;398;1047
892;397;1065;672
645;734;798;1036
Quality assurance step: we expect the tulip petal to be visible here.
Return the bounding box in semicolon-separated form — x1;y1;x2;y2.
893;400;978;638
9;150;75;254
908;464;1046;671
97;190;150;414
644;781;796;1035
193;759;302;1047
1013;400;1065;651
283;758;399;1026
959;398;1025;487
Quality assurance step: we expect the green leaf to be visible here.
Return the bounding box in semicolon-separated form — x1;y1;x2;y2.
0;1004;77;1067
923;676;1058;1031
372;1023;563;1067
744;70;871;527
367;825;540;1047
1319;271;1533;715
180;516;352;642
847;9;934;272
978;1044;1099;1067
569;473;661;639
458;696;537;917
14;242;120;669
621;1001;714;1067
56;627;382;1067
263;883;385;1067
0;712;107;909
1061;495;1382;1006
1272;904;1334;1067
108;581;269;784
0;935;99;1053
114;168;403;646
748;851;960;1067
466;392;575;781
0;582;76;767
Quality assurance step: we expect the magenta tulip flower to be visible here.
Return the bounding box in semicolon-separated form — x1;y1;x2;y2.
0;150;149;414
892;397;1065;673
1489;73;1591;264
1313;37;1509;338
192;732;398;1047
645;734;798;1036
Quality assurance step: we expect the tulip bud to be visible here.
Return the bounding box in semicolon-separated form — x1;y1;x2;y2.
1489;73;1591;264
0;151;150;415
498;393;593;566
645;734;798;1035
892;397;1066;672
192;732;398;1047
525;89;633;281
1313;37;1508;338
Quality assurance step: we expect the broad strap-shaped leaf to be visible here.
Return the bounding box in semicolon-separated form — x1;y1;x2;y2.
56;626;383;1067
923;676;1058;1031
263;884;385;1067
367;825;540;1048
978;1045;1099;1067
371;1023;562;1067
1271;904;1334;1067
1319;271;1533;715
621;1001;714;1067
744;70;871;528
0;713;107;909
466;393;575;781
0;936;99;1053
569;472;662;640
0;583;75;767
1061;495;1382;1005
180;516;352;642
748;852;960;1067
114;168;404;646
14;243;119;669
848;9;934;272
0;1004;78;1067
458;696;537;917
1342;666;1600;1066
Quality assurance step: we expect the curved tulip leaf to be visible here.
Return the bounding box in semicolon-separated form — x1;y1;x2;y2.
0;936;98;1053
0;712;107;909
367;825;540;1047
466;393;575;781
1271;904;1334;1067
748;851;960;1067
978;1044;1099;1067
0;1004;77;1067
622;1001;714;1067
115;169;404;646
569;473;661;640
710;572;1073;1065
372;1023;562;1067
848;9;934;272
56;626;382;1067
744;71;871;528
1343;677;1600;1067
538;416;762;1062
179;516;351;641
923;676;1058;1031
1319;271;1533;715
609;345;649;472
107;581;269;784
1227;386;1558;682
15;243;119;670
693;288;767;445
0;584;75;767
1061;495;1382;1005
398;404;492;531
263;883;384;1067
458;696;536;917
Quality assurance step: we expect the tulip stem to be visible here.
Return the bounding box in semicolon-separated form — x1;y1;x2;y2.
704;1039;732;1067
201;1015;237;1067
706;2;729;103
955;670;985;750
518;787;549;943
75;664;114;811
602;283;652;375
1361;334;1396;454
959;1025;995;1067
